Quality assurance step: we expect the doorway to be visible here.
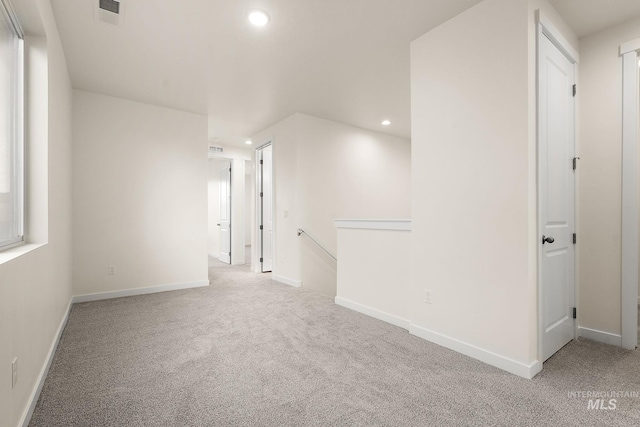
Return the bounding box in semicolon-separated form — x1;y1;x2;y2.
537;23;578;362
218;160;232;264
256;143;273;273
245;159;253;266
207;158;232;265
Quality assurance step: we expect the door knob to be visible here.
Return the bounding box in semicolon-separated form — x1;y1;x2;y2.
542;235;555;244
217;223;221;226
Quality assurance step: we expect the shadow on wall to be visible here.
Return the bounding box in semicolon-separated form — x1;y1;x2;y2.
300;237;337;297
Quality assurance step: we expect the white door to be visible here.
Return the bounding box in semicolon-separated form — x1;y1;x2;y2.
219;162;231;264
539;33;576;362
258;145;273;272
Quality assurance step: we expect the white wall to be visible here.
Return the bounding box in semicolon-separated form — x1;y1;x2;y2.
296;114;411;296
577;15;640;335
252;113;411;296
410;0;576;376
336;224;411;326
251;116;300;278
411;0;532;367
0;1;73;425
72;90;209;296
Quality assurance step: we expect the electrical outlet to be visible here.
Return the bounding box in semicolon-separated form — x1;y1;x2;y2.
108;265;116;275
424;289;433;304
11;357;17;388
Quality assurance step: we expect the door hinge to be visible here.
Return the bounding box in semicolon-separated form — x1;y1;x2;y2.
573;307;577;319
260;257;263;262
228;252;231;256
572;233;577;244
572;84;576;97
260;225;263;230
260;160;263;165
572;157;580;170
229;167;231;172
260;192;263;197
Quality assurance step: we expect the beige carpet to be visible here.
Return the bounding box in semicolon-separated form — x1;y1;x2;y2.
29;262;640;426
208;246;252;268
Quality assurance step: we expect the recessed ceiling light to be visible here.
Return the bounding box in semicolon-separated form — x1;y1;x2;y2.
248;9;270;26
381;120;391;126
244;140;253;145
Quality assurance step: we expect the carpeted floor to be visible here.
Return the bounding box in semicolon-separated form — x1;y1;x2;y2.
208;245;252;268
29;262;640;426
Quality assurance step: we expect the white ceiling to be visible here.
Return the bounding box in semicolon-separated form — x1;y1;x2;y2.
49;0;486;146
548;0;640;38
44;1;640;147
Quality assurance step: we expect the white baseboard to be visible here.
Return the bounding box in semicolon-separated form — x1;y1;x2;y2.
578;326;622;347
19;279;210;425
335;296;410;330
272;274;302;288
208;252;217;258
20;297;73;427
409;324;541;379
72;280;210;303
333;297;539;379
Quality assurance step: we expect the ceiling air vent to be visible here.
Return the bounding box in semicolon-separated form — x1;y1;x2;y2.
99;0;119;14
95;0;124;27
209;146;224;153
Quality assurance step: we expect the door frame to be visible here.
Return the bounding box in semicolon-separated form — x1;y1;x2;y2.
620;38;640;350
536;14;580;365
208;150;249;265
254;139;274;273
218;160;232;264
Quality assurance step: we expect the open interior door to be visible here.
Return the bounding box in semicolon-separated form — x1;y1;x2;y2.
539;32;576;361
258;145;273;272
219;161;231;264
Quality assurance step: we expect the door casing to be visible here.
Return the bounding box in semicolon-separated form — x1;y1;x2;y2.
218;161;231;264
537;16;579;365
256;141;273;273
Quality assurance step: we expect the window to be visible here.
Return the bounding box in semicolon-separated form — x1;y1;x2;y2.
0;0;23;250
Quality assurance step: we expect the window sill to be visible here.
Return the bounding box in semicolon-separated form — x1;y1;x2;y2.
0;242;47;266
